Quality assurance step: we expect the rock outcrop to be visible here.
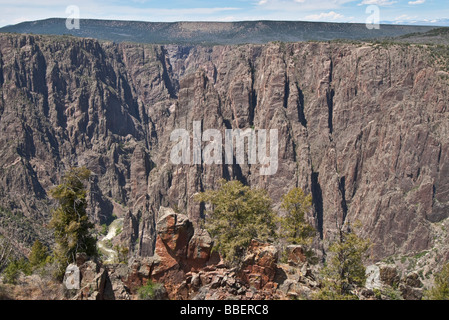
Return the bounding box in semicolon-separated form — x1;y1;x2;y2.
57;209;434;300
239;240;279;291
63;209;320;300
364;263;424;300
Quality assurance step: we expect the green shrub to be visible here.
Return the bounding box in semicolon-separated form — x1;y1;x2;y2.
424;263;449;300
373;288;382;300
100;224;108;236
114;245;129;264
195;179;277;266
382;286;403;300
137;280;163;300
3;261;20;285
29;240;49;270
314;222;371;300
2;258;31;284
278;187;315;245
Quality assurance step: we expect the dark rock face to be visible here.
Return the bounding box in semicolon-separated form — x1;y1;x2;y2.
1;33;449;263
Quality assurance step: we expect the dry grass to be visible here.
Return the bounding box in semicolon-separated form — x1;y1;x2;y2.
1;274;64;300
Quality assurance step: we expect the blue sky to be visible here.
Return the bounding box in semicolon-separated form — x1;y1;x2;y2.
0;0;448;27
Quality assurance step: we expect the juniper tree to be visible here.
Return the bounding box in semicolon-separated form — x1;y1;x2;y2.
315;222;371;300
279;187;315;245
49;167;96;278
195;179;276;266
28;240;49;270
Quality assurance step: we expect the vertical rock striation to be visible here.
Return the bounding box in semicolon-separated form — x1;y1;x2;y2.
0;34;448;262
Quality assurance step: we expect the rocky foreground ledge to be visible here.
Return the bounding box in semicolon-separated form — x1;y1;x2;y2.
61;207;423;301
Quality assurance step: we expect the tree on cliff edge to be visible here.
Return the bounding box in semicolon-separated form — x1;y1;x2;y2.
279;187;315;245
195;179;276;266
29;239;49;270
49;167;97;278
314;222;370;300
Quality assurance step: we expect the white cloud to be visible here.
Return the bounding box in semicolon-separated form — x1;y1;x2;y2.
408;0;425;5
395;14;412;20
257;0;358;10
305;11;345;21
358;0;397;6
0;0;443;28
392;14;419;24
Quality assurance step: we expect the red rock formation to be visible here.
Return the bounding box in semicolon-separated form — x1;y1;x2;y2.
286;245;307;267
239;240;279;290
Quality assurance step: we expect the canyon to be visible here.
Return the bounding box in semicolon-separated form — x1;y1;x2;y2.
0;32;448;286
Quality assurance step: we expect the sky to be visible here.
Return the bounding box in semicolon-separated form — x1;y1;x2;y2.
0;0;448;27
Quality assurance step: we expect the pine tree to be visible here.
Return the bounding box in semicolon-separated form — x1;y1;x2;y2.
279;187;315;245
315;222;370;300
195;179;276;265
49;167;97;278
3;258;31;284
3;260;21;285
28;240;49;269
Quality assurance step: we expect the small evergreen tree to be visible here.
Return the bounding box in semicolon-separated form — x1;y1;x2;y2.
17;257;32;276
49;167;97;279
279;187;315;245
114;245;129;264
137;279;164;300
3;260;20;285
195;179;276;265
315;222;370;300
3;258;31;284
424;263;449;300
28;240;49;270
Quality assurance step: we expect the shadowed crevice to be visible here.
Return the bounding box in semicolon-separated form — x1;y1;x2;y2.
311;171;324;239
326;88;334;135
159;46;178;99
339;176;348;225
297;85;307;127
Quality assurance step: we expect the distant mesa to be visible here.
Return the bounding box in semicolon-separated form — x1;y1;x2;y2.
0;18;440;45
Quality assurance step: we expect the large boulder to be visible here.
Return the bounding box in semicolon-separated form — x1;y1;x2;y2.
73;260;108;300
150;207;211;299
286;245;307;267
187;229;213;269
157;207;194;258
379;264;400;287
63;264;80;291
104;264;132;300
365;265;382;290
239;240;279;290
405;272;422;288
